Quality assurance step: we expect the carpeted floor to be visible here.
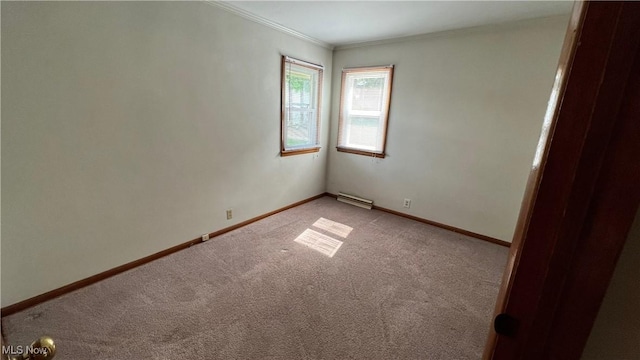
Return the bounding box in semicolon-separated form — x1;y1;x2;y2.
2;197;508;359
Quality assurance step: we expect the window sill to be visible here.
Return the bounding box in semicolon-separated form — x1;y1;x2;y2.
281;147;321;157
336;147;385;158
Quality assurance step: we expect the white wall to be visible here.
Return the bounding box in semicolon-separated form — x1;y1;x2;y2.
582;208;640;360
326;16;568;242
1;3;569;306
1;2;332;306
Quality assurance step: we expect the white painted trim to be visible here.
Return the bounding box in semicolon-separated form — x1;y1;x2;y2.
205;1;334;50
285;56;324;70
334;14;570;51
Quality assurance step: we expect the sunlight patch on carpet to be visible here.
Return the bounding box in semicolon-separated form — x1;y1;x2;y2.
294;229;343;257
312;217;353;238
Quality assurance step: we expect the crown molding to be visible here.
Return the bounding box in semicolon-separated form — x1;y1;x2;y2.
205;1;334;50
334;14;570;51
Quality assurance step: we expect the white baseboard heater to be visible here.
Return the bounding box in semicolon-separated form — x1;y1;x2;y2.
337;192;373;210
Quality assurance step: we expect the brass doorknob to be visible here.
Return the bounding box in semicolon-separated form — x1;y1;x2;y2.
5;336;56;360
28;336;56;360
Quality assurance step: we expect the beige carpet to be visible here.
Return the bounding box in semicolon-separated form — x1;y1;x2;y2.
2;196;508;359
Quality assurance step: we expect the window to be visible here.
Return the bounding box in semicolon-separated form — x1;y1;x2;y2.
337;65;394;158
281;56;323;156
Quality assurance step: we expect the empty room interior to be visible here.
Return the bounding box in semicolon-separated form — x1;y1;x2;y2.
2;1;639;359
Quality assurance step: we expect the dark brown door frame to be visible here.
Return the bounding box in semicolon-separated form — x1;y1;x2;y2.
485;1;640;359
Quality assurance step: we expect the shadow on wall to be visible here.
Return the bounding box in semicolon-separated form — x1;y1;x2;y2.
582;209;640;359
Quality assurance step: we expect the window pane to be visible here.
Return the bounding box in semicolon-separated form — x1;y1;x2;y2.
287;72;313;108
285;110;316;148
350;76;385;111
338;66;393;156
281;56;323;155
345;116;380;150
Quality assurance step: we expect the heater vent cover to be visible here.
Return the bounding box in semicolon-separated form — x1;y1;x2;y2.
337;192;373;210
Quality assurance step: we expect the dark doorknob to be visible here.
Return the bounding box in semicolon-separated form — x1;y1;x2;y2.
494;313;519;337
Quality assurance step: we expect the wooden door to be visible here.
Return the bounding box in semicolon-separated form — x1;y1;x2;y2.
485;1;640;358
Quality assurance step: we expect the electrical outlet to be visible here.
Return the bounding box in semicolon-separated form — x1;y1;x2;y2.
403;199;411;208
201;233;210;241
226;209;233;220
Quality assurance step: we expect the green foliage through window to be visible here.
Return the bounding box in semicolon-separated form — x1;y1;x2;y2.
355;77;384;88
281;56;323;155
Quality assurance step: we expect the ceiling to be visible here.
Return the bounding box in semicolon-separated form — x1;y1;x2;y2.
218;1;573;47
